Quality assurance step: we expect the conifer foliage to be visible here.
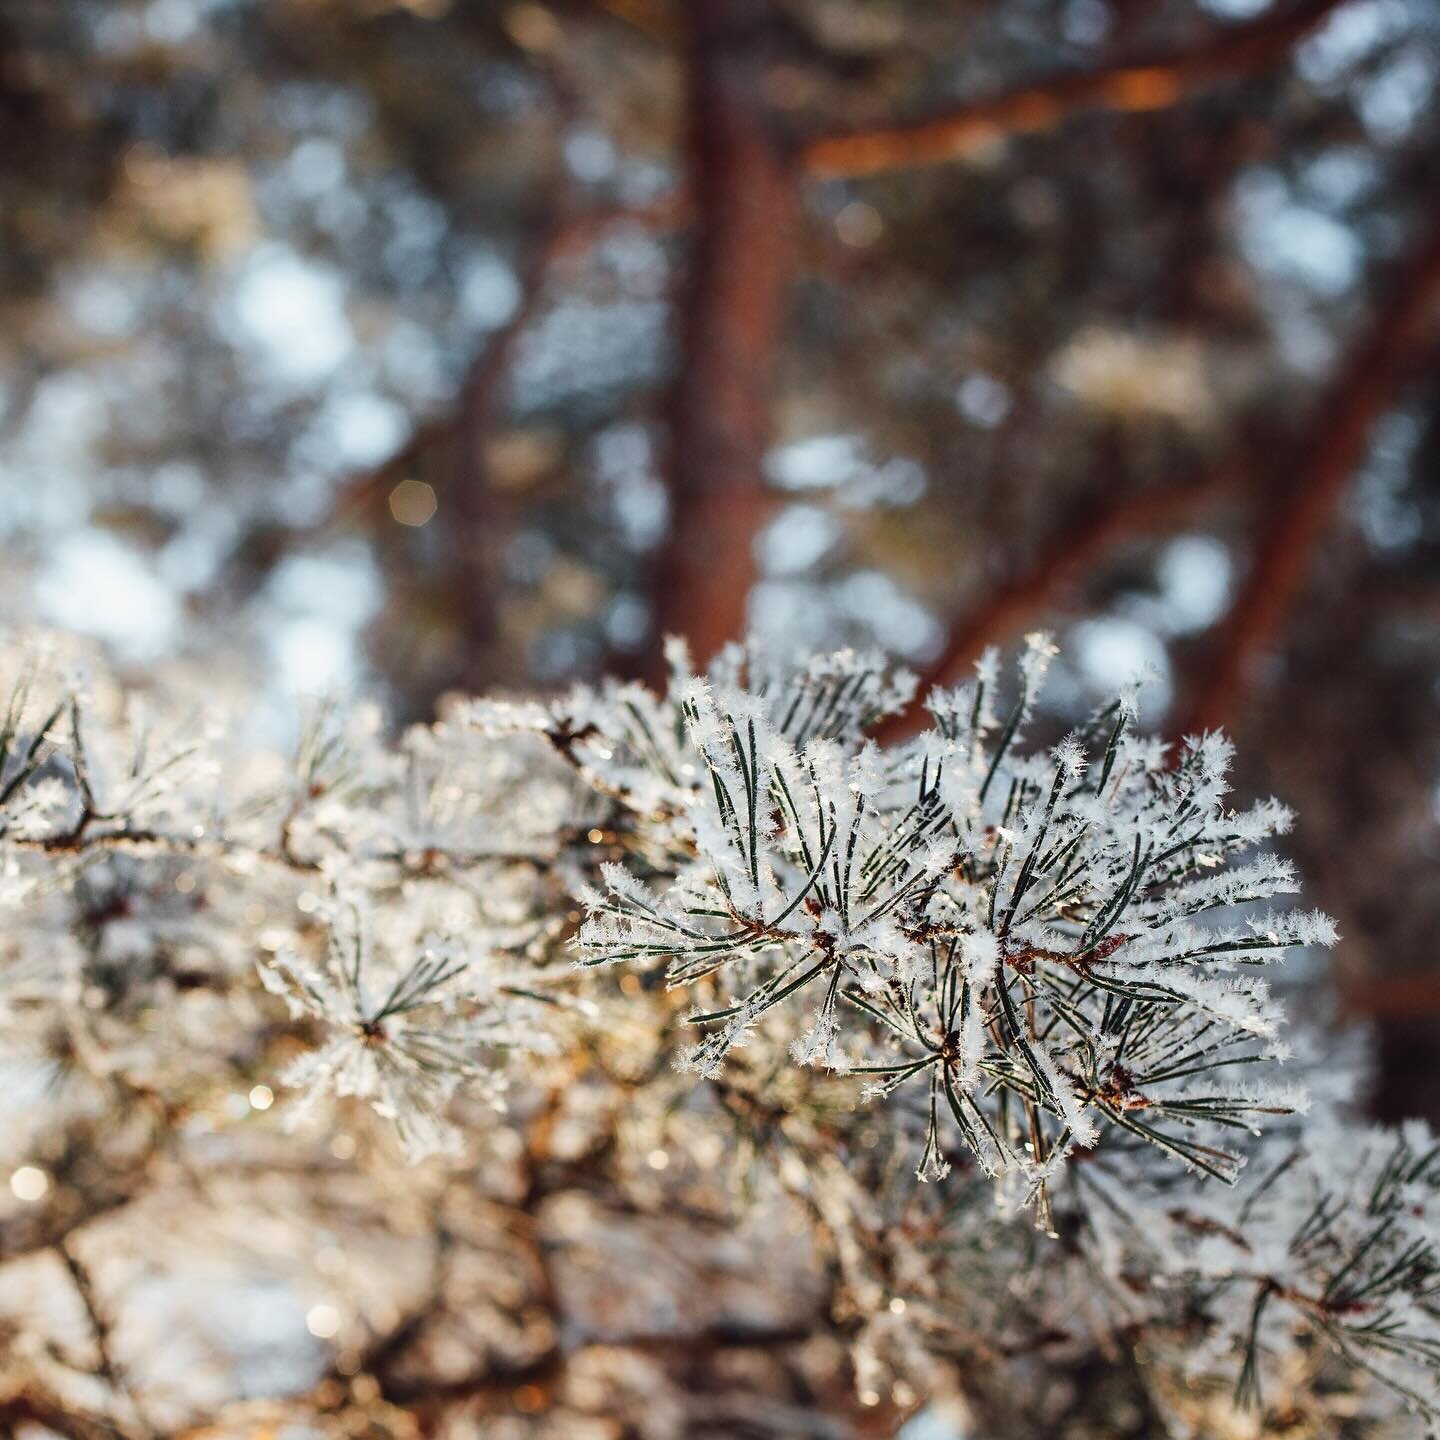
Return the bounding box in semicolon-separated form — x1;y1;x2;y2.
1;629;1435;1434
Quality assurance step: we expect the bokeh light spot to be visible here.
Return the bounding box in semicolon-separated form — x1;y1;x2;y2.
389;478;438;527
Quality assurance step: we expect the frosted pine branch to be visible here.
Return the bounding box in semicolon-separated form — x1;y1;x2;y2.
575;634;1330;1210
1;627;1434;1430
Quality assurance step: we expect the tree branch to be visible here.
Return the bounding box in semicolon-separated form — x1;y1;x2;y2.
1340;971;1440;1019
57;1239;152;1440
1178;213;1440;736
802;0;1347;180
0;1394;125;1440
646;0;801;679
872;471;1234;744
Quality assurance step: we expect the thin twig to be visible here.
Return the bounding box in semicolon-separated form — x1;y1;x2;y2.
57;1239;152;1440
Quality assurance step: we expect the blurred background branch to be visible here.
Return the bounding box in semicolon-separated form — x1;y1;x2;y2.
1180;203;1440;733
803;0;1350;177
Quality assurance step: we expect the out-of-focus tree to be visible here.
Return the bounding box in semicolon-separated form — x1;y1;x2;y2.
1;0;1440;1425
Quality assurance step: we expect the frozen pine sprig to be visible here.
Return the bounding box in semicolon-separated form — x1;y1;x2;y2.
578;677;947;1082
0;645;79;846
260;890;560;1162
579;633;1337;1221
1071;1107;1440;1428
707;637;919;748
468;637;917;823
1179;1116;1440;1421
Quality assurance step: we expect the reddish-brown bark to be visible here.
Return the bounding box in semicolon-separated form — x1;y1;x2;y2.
648;0;800;679
803;0;1348;179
